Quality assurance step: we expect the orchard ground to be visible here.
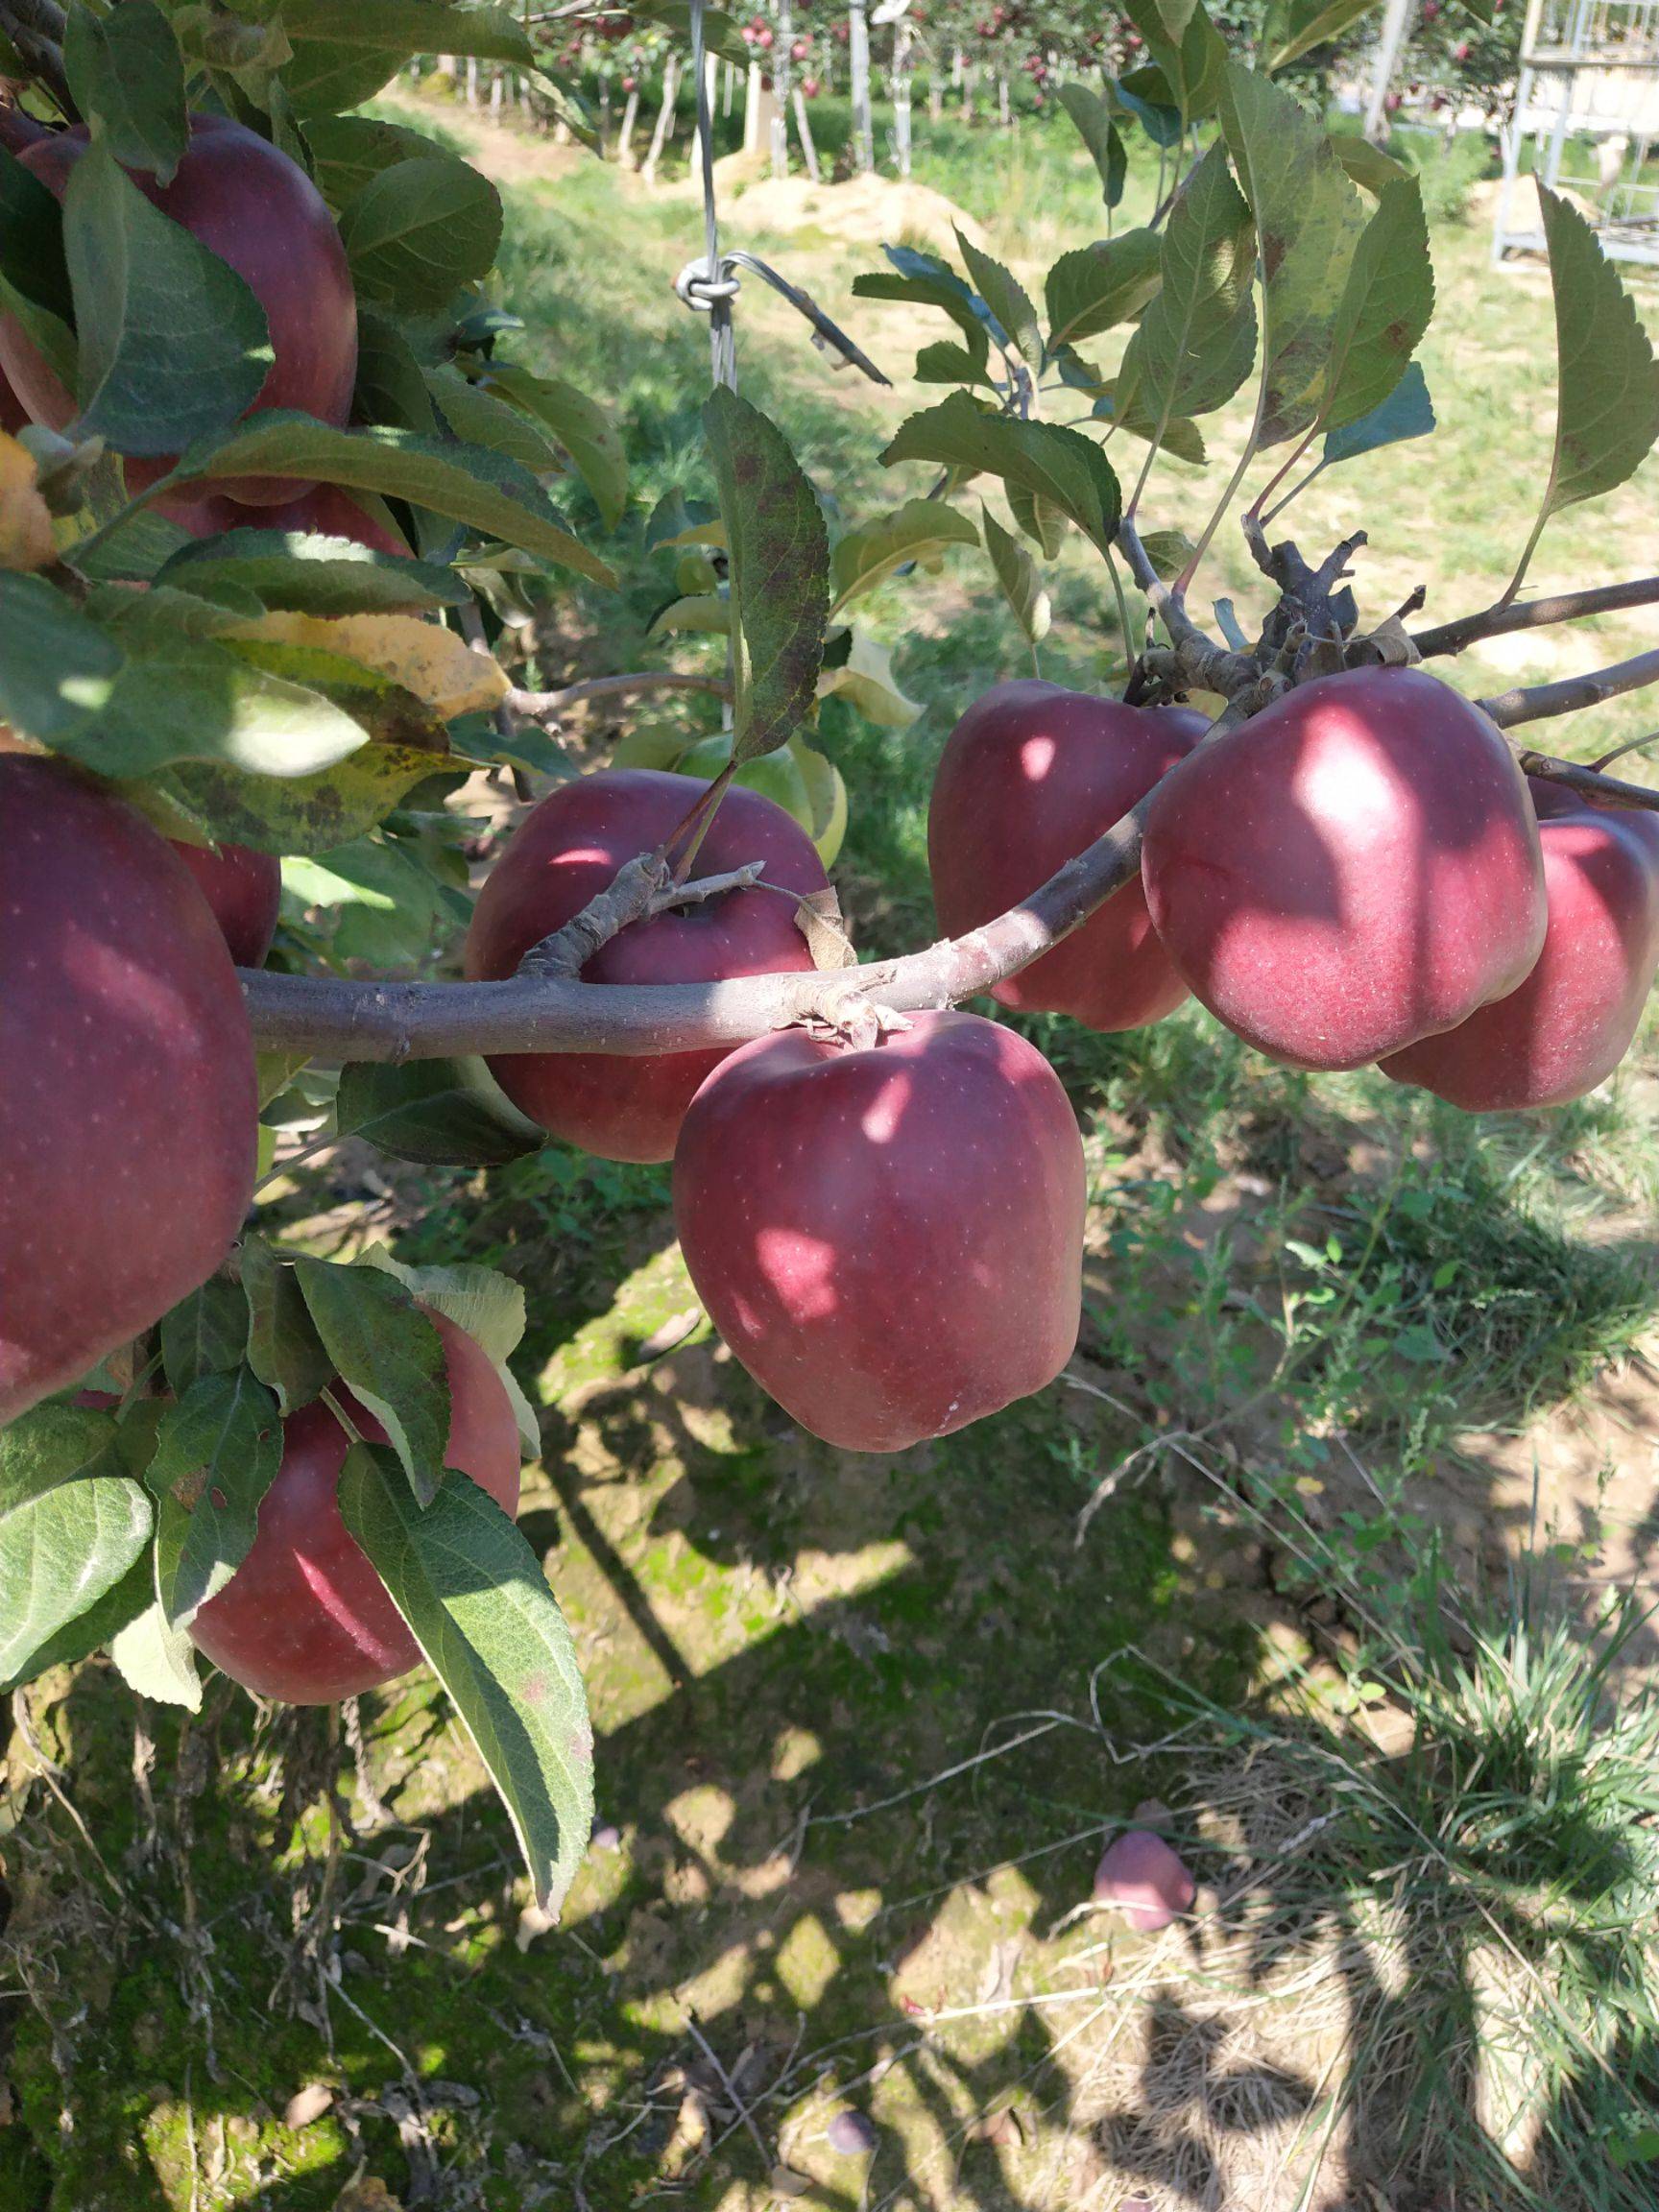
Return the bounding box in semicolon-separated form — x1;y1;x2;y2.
6;98;1659;2212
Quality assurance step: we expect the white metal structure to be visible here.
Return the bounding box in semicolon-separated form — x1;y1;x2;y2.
1494;0;1659;265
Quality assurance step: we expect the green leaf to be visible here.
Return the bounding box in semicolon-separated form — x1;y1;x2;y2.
63;138;272;456
63;0;189;182
1153;0;1200;43
0;143;73;325
146;1369;283;1627
1045;231;1164;351
143;738;449;854
109;1597;202;1709
881;393;1122;559
303;112;454;211
1323;358;1435;466
160;1276;251;1396
356;1250;538;1457
1108;71;1184;147
0;574;122;744
1120;0;1227;122
915;336;993;387
1117;145;1256;444
0;1405;152;1689
702;387;828;763
283;835;444;967
1094;384;1209;463
1534;185;1659;526
1332;134;1410;195
953;228;1042;370
12;1548;153;1682
1217;60;1366;445
830;498;979;612
339;155;504;313
632;0;752;65
294;1259;449;1507
1269;0;1386;70
1007;482;1068;558
280;0;534;116
170;415;617;588
1056;84;1127;207
1139;526;1198;579
339;1447;592;1915
156;529;469;617
475;362;629;532
423;366;562;475
981;505;1050;649
353;304;443;435
1316;176;1432;437
335;1057;546;1167
648;592;729;638
242;1238;334;1417
856;244;1009;350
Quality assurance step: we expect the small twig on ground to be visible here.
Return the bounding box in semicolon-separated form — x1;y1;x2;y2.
685;2010;772;2170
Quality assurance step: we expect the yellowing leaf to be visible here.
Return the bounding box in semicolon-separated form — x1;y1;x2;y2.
817;630;922;730
0;434;55;573
228;610;507;718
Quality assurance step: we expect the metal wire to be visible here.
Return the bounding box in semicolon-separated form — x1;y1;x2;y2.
688;0;738;392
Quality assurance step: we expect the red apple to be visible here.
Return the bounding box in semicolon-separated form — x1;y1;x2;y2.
169;838;282;968
464;769;830;1163
928;680;1207;1031
673;1009;1085;1453
1140;667;1548;1070
0;363;25;436
156;481;409;554
190;1313;521;1703
0;114;357;504
0;757;257;1424
1381;781;1659;1109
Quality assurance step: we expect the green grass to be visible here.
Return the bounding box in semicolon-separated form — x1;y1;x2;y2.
5;96;1659;2212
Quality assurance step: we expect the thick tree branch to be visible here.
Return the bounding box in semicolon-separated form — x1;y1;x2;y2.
1116;519;1259;700
1414;576;1659;659
1478;648;1659;732
1507;747;1659;812
242;801;1152;1062
507;670;731;723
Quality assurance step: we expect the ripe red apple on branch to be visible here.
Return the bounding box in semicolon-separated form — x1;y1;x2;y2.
1382;781;1659;1109
168;838;283;969
929;680;1207;1032
157;482;410;554
673;1010;1086;1454
190;1314;521;1703
0;114;357;503
0;757;257;1425
465;768;830;1163
1141;667;1550;1071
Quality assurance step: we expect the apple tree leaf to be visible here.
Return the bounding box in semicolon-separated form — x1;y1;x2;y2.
339;1446;593;1916
62;0;189;182
830;499;979;612
702;386;828;763
1045;230;1164;351
1117;144;1256;439
145;1368;283;1627
293;1259;449;1507
981;505;1051;648
0;1405;152;1689
1318;175;1434;436
1057;84;1127;207
1534;185;1659;525
881;393;1122;558
334;1058;546;1167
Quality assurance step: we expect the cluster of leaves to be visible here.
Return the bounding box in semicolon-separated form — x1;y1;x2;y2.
852;0;1659;652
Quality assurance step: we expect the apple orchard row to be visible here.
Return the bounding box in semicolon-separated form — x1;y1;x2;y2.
3;88;1656;1714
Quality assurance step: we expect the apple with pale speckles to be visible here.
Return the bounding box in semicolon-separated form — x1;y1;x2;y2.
928;679;1207;1031
673;1009;1085;1453
1381;780;1659;1109
1141;667;1549;1070
0;757;258;1425
190;1312;522;1702
464;768;830;1163
169;838;283;968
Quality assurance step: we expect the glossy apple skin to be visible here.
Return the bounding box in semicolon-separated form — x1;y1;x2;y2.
190;1314;522;1703
1141;667;1548;1070
928;680;1207;1029
0;115;357;503
0;757;257;1424
1381;781;1659;1109
465;769;830;1163
674;1009;1085;1453
168;840;282;968
156;481;409;554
